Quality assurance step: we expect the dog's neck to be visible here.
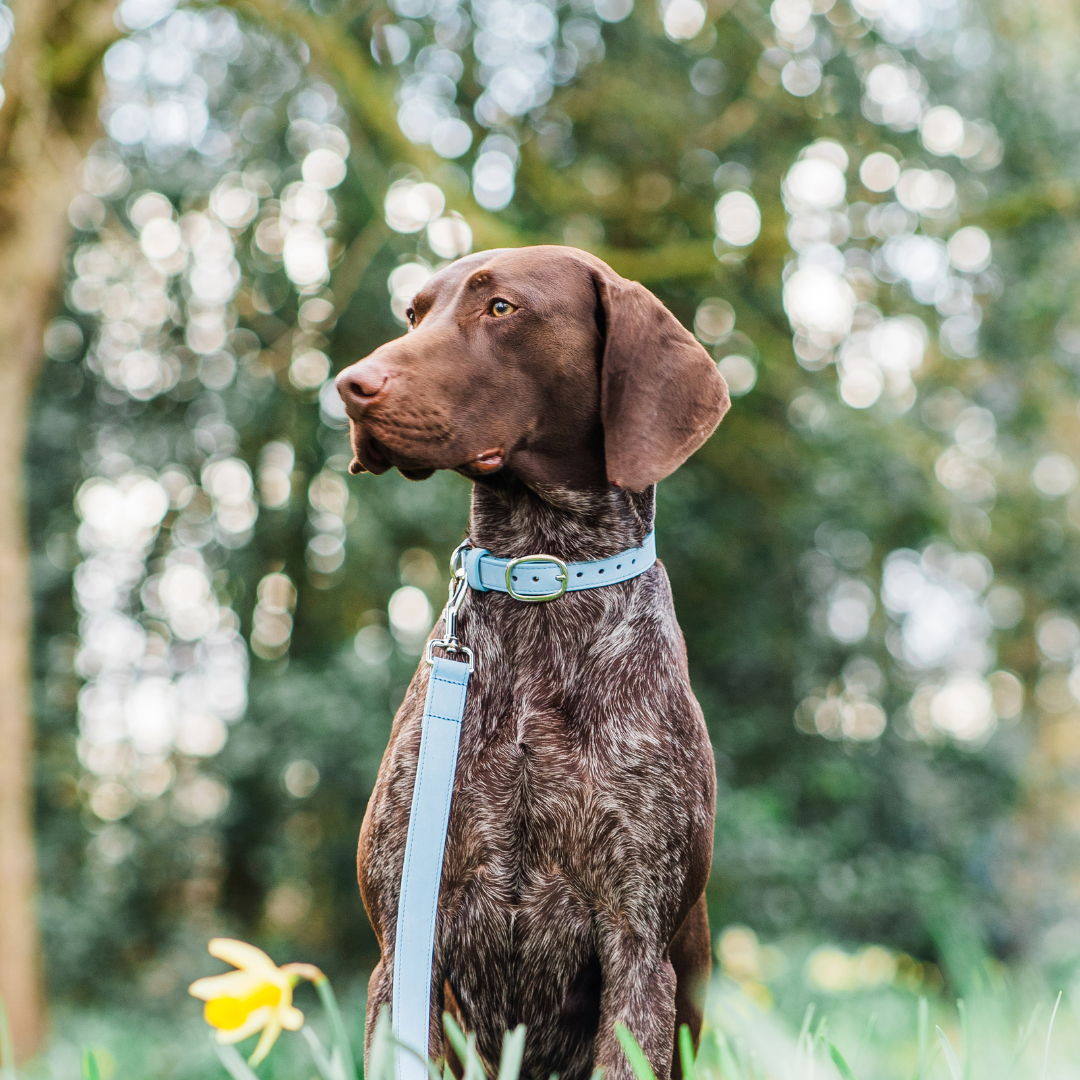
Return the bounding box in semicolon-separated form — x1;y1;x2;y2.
467;477;654;563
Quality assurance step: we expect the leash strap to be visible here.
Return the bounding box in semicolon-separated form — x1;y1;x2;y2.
392;655;470;1080
391;534;655;1073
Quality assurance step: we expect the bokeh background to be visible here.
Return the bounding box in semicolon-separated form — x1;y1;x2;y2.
6;0;1080;1069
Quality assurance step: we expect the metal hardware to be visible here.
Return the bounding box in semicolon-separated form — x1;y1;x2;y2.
425;539;475;671
424;637;475;672
504;554;569;602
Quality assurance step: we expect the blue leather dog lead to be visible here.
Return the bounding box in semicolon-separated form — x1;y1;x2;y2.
391;655;470;1080
391;532;657;1080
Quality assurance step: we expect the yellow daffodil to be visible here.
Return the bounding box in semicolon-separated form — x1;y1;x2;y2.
188;938;318;1065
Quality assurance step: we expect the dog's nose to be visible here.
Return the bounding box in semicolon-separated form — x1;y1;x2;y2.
336;361;388;408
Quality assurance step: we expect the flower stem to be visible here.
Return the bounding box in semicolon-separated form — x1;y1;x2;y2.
313;973;359;1080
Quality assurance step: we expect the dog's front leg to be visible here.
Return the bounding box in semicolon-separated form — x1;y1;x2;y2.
364;957;452;1075
364;956;393;1073
592;942;677;1080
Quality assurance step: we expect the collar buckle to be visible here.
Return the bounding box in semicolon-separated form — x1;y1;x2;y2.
504;554;569;602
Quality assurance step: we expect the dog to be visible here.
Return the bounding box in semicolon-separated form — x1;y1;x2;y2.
336;246;730;1080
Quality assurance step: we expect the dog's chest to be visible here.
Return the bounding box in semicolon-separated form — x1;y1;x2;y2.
440;649;700;912
361;577;709;938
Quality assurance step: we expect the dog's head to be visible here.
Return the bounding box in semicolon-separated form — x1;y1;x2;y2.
336;246;730;493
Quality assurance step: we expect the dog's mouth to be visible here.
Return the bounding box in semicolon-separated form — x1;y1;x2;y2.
349;433;429;478
349;428;505;483
347;432;384;475
459;449;504;476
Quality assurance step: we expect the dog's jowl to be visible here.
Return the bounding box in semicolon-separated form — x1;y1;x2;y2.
336;246;730;1080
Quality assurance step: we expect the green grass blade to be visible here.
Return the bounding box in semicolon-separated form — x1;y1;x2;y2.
0;998;15;1080
442;1014;469;1064
827;1043;856;1080
809;1017;830;1080
387;1033;442;1080
714;1029;744;1080
916;998;929;1080
376;1006;442;1080
795;1005;815;1080
854;1013;876;1074
935;1029;962;1080
301;1025;342;1080
81;1050;101;1080
443;1014;483;1080
614;1023;657;1080
399;1042;443;1080
374;1002;439;1080
213;1042;262;1080
1014;1004;1041;1064
691;1029;721;1080
467;1033;483;1080
369;1006;394;1080
956;1001;971;1080
1042;991;1062;1080
313;974;359;1080
678;1024;696;1080
497;1025;527;1080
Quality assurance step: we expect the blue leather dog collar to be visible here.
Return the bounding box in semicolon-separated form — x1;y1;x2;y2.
463;530;656;601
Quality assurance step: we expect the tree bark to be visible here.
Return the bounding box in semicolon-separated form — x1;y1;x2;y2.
0;0;115;1060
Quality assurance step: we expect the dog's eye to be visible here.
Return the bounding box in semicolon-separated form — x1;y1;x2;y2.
405;307;416;326
489;299;516;318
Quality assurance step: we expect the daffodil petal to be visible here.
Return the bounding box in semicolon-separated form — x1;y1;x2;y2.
213;1006;274;1045
249;1020;282;1066
279;1004;305;1031
208;938;280;975
189;971;264;1001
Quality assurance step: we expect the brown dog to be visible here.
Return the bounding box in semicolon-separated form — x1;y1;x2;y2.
336;246;729;1080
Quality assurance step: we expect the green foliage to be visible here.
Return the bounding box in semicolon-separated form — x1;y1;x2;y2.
22;0;1080;1024
213;1043;262;1080
495;1026;526;1080
828;1041;857;1080
312;974;358;1080
78;1050;100;1080
614;1023;657;1080
678;1022;697;1080
9;959;1080;1080
936;1027;962;1080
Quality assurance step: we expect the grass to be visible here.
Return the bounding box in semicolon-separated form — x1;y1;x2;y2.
5;953;1080;1080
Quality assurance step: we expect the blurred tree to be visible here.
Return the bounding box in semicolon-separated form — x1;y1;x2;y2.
18;0;1080;1036
0;0;117;1057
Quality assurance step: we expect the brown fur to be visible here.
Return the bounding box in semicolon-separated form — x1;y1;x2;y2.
337;247;729;1080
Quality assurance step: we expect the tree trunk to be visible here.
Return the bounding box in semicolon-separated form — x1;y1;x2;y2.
0;0;115;1059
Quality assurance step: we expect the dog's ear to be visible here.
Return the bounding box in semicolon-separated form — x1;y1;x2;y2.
593;268;730;492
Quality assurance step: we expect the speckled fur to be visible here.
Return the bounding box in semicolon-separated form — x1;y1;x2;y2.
358;480;715;1080
341;247;726;1080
